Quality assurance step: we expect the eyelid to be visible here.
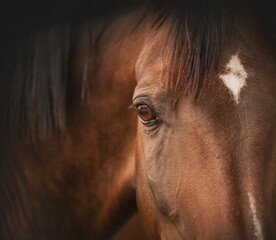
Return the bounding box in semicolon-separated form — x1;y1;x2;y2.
130;97;156;110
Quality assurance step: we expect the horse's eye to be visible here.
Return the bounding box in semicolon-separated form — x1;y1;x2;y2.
136;104;155;123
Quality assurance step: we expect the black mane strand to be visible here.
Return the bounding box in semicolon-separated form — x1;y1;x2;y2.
150;0;245;102
7;24;72;141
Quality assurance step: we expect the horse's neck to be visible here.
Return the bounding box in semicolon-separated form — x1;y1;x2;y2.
67;7;146;232
1;9;146;239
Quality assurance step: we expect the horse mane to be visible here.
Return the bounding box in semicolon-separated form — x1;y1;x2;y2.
6;24;72;141
5;19;107;142
148;0;246;102
150;0;276;102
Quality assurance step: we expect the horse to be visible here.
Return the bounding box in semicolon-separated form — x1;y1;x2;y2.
1;0;276;239
0;4;143;240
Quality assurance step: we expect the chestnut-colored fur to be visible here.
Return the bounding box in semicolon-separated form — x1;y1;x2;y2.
1;1;276;239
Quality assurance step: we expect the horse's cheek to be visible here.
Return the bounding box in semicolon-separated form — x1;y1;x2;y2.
135;133;163;239
140;127;178;216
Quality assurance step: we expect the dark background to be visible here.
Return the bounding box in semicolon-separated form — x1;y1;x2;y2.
0;0;144;33
0;0;145;66
0;0;275;63
0;0;275;52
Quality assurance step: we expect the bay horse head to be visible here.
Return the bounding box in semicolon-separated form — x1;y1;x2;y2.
1;0;276;239
132;1;276;239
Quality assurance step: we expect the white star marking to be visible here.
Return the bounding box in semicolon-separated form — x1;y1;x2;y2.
219;54;248;104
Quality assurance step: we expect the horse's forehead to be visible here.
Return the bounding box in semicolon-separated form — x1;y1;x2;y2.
135;41;165;87
135;32;275;107
136;36;163;66
135;25;170;81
